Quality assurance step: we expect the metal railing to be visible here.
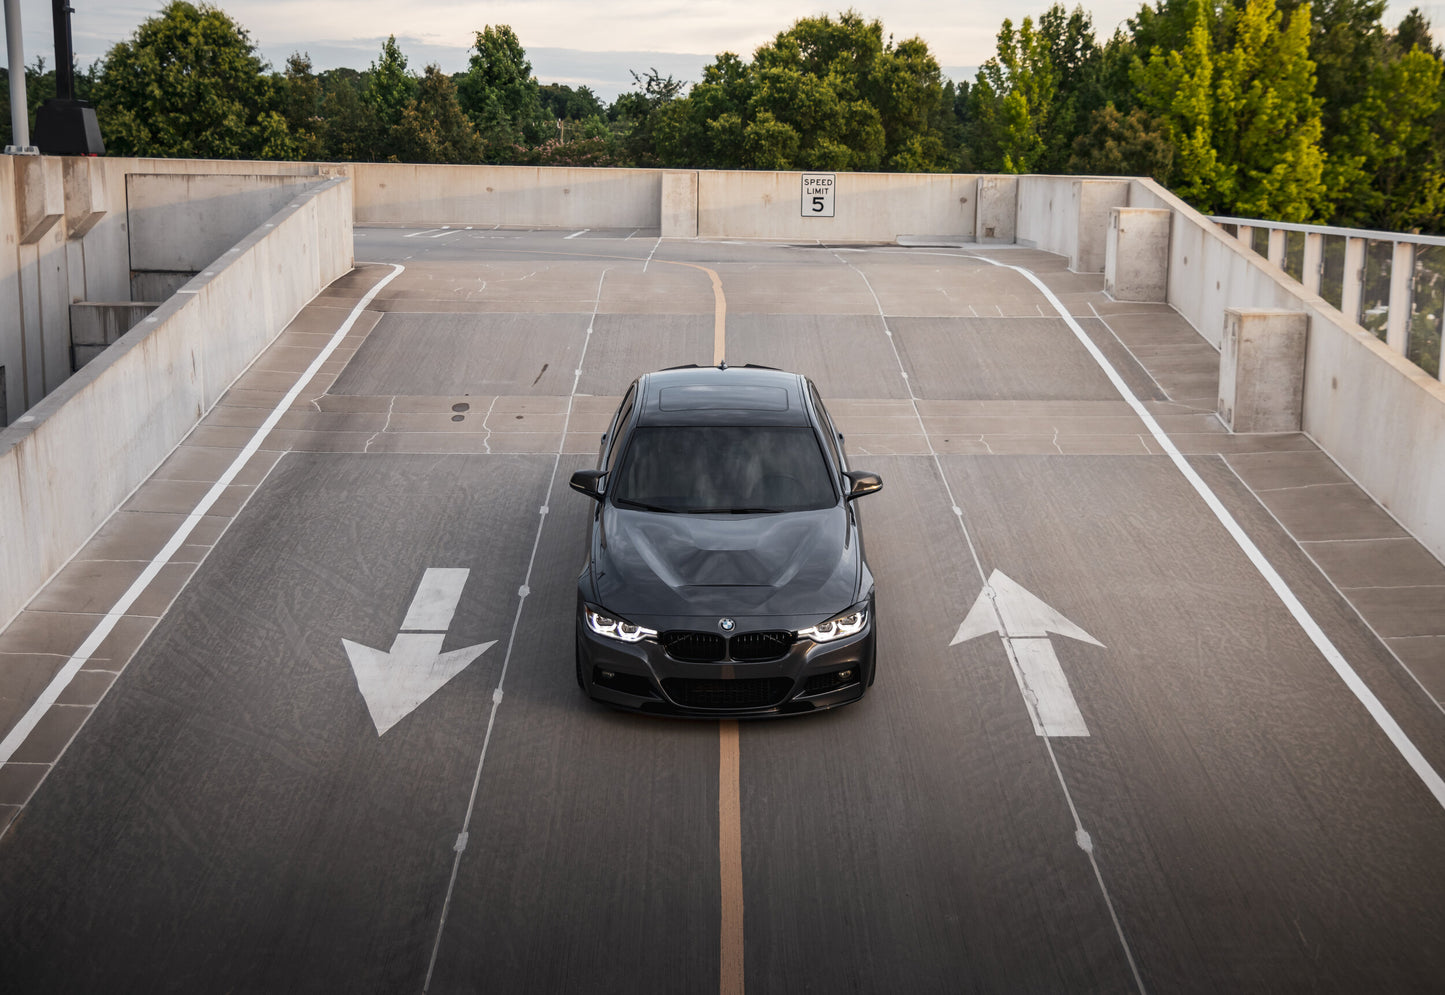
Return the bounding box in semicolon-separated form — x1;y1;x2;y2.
1211;216;1445;382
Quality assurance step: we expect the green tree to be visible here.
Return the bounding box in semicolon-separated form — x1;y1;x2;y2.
364;36;416;132
276;53;325;159
457;25;551;151
963;15;1059;172
612;67;687;165
1134;0;1327;220
389;65;481;163
539;83;605;123
92;1;283;158
317;69;377;161
650;11;946;172
1068;104;1175;177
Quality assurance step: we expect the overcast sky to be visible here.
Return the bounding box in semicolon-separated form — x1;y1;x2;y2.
6;0;1442;101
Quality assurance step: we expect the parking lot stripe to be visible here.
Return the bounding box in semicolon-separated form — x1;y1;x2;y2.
0;264;406;775
968;252;1445;814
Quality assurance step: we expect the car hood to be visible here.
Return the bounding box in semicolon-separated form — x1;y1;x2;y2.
592;506;859;619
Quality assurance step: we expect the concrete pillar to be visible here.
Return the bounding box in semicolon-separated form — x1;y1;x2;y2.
1266;228;1286;267
1386;240;1414;355
1104;207;1170;302
61;157;108;239
12;154;62;244
660;171;698;238
1302;232;1323;295
976;176;1017;243
1218;308;1308;433
1073;179;1131;272
1340;237;1366;324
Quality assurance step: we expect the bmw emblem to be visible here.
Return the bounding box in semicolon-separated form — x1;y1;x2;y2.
719;617;736;632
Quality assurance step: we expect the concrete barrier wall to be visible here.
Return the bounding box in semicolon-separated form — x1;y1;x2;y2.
1124;178;1445;561
1017;176;1132;271
340;163;664;227
0;176;353;629
694;169;981;241
2;155;322;425
127;172;323;272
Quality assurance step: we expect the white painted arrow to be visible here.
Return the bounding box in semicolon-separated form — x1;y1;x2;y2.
343;568;496;735
952;569;1103;738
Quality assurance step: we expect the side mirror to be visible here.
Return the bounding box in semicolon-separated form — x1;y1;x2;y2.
569;469;606;500
844;470;882;500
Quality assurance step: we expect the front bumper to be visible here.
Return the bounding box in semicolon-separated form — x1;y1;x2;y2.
575;601;875;717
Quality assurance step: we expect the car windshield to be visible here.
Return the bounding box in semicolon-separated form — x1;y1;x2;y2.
612;425;837;513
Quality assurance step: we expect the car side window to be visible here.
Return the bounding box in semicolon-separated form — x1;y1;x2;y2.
809;382;846;474
603;385;636;475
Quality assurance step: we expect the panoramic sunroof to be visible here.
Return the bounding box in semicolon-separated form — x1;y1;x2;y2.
658;385;789;411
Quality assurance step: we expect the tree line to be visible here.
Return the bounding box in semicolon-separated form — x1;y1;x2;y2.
2;0;1442;232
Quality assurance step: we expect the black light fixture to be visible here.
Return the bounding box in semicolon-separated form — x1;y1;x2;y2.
32;0;104;155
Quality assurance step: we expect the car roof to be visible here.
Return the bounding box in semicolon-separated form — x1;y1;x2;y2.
634;366;813;427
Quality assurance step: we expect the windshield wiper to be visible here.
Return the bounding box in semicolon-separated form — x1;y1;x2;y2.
683;507;784;514
615;499;681;513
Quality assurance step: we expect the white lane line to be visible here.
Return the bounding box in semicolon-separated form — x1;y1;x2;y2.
643;237;662;273
405;229;444;238
0;264;407;770
834;249;1148;995
965;252;1445;811
564;229;589;239
422;266;612;992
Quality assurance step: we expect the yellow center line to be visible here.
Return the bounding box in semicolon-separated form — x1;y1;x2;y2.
719;719;744;995
455;239;741;986
657;260;727;365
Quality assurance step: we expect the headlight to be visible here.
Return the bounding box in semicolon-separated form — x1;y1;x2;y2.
584;605;657;643
797;605;868;643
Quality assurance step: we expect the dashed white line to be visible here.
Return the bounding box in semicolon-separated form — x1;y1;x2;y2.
422;265;613;991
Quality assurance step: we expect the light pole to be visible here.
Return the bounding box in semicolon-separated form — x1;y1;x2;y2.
3;0;39;154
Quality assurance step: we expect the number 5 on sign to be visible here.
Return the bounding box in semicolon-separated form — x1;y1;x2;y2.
801;173;836;218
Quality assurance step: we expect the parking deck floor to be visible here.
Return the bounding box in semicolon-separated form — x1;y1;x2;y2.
2;227;1444;992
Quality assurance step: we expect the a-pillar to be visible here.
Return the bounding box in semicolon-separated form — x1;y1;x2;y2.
1218;308;1309;433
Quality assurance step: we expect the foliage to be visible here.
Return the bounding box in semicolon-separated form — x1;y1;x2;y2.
1132;0;1327;220
458;26;552;151
92;1;280;158
650;12;949;172
390;65;482;164
66;2;1445;232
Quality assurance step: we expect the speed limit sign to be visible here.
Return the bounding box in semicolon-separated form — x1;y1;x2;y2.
801;173;836;218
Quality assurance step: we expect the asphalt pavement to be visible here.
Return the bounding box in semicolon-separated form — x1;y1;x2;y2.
1;225;1443;993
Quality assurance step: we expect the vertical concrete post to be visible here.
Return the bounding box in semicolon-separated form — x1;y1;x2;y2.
61;157;108;239
1218;308;1308;433
1340;237;1366;324
1302;232;1323;295
12;155;63;243
976;176;1017;243
1267;228;1286;267
1386;240;1413;355
660;171;698;238
1073;179;1130;272
1104;207;1170;302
